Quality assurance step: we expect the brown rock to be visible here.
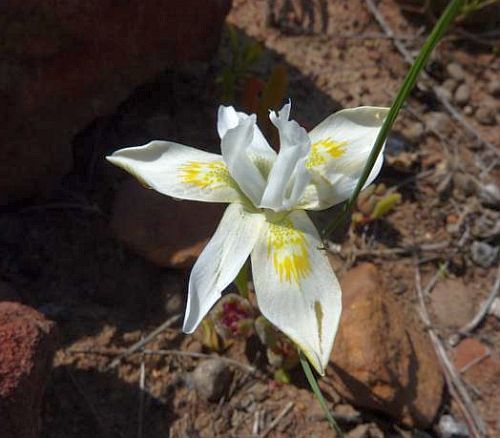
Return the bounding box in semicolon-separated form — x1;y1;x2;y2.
452;338;489;371
454;83;470;106
452;338;500;434
0;0;231;205
327;263;444;428
111;178;225;268
0;302;58;438
190;359;232;401
446;63;466;82
474;106;496;126
429;279;476;329
424;112;453;136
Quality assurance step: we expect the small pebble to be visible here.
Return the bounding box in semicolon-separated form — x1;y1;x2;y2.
487;79;500;97
446;62;466;82
454;83;470;106
442;78;458;93
470;240;499;268
478;183;500;209
474;106;496;126
405;123;425;143
463;105;474;116
435;86;452;101
424;111;452;135
438;414;468;438
190;359;232;401
452;173;476;197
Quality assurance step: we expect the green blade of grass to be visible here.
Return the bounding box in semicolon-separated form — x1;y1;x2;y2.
299;350;344;437
322;0;464;239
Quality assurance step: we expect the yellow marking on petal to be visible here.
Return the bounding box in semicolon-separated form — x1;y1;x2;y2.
306;138;347;170
267;218;311;284
178;160;235;190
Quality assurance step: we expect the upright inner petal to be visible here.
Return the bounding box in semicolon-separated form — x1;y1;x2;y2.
220;116;268;206
259;102;311;211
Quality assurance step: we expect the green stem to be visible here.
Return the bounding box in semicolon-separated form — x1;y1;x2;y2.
299;350;344;437
234;260;249;299
322;0;463;240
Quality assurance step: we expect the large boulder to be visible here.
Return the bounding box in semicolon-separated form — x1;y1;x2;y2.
111;178;225;269
0;0;231;205
326;263;444;428
0;301;58;438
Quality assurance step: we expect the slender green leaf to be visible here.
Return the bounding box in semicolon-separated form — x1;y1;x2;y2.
299;350;343;437
234;261;249;299
322;0;463;239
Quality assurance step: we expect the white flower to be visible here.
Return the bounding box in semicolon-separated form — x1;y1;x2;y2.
107;101;388;375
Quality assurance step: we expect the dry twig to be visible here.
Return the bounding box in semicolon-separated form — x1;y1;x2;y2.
107;314;181;370
414;262;486;437
326;240;449;258
459;264;500;335
259;402;294;438
137;351;146;438
72;346;260;376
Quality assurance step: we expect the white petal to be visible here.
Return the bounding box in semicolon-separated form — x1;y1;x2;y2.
220;116;268;206
259;102;311;211
183;203;265;333
107;141;242;203
217;105;276;162
251;210;342;375
301;106;388;210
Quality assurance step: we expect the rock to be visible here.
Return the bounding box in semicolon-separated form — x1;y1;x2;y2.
452;173;476;197
405;123;425;144
110;178;224;268
0;0;231;205
453;83;470;106
0;302;58;438
346;423;384;438
470;240;499;268
435;86;452;102
463;105;474;116
474;106;496;126
424;112;453;136
452;338;489;371
429;279;476;328
488;79;500;97
452;338;500;434
446;63;466;82
478;183;500;209
327;263;444;428
437;415;468;438
442;78;458;93
384;133;419;172
190;359;232;401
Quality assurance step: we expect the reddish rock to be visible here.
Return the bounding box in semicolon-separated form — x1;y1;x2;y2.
0;0;231;205
452;338;500;434
0;302;58;438
452;338;490;371
326;263;444;428
111;178;225;268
